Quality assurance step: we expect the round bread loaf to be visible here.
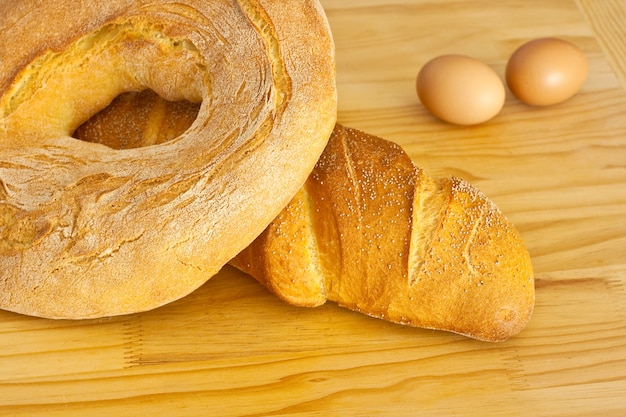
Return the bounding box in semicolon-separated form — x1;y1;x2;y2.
0;0;337;318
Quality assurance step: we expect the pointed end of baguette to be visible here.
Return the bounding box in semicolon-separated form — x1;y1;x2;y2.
401;177;534;342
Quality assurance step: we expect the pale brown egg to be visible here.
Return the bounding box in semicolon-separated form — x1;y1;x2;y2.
506;38;588;106
416;54;505;125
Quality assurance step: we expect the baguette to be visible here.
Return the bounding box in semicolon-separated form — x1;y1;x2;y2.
233;125;534;342
76;91;534;341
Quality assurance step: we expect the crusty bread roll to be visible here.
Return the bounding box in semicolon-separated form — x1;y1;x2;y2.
234;125;534;342
75;92;534;342
0;0;337;318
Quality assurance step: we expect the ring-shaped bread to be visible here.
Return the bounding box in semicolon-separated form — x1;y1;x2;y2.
0;0;337;318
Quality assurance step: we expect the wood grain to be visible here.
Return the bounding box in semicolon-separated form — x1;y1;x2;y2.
2;0;626;415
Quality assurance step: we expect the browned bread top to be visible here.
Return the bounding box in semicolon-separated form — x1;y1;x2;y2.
0;0;336;318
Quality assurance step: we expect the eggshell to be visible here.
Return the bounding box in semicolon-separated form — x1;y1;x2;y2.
416;54;506;125
506;38;588;106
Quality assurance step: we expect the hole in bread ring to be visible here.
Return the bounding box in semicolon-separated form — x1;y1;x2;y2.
0;1;337;319
73;90;201;149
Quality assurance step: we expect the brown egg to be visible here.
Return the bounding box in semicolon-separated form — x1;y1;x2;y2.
416;54;505;125
506;38;588;106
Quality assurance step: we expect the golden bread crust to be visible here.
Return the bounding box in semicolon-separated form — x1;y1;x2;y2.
0;0;337;318
234;125;534;342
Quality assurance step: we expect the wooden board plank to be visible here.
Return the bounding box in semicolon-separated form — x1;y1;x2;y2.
2;1;626;415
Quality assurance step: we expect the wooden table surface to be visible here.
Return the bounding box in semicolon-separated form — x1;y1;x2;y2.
2;0;626;415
